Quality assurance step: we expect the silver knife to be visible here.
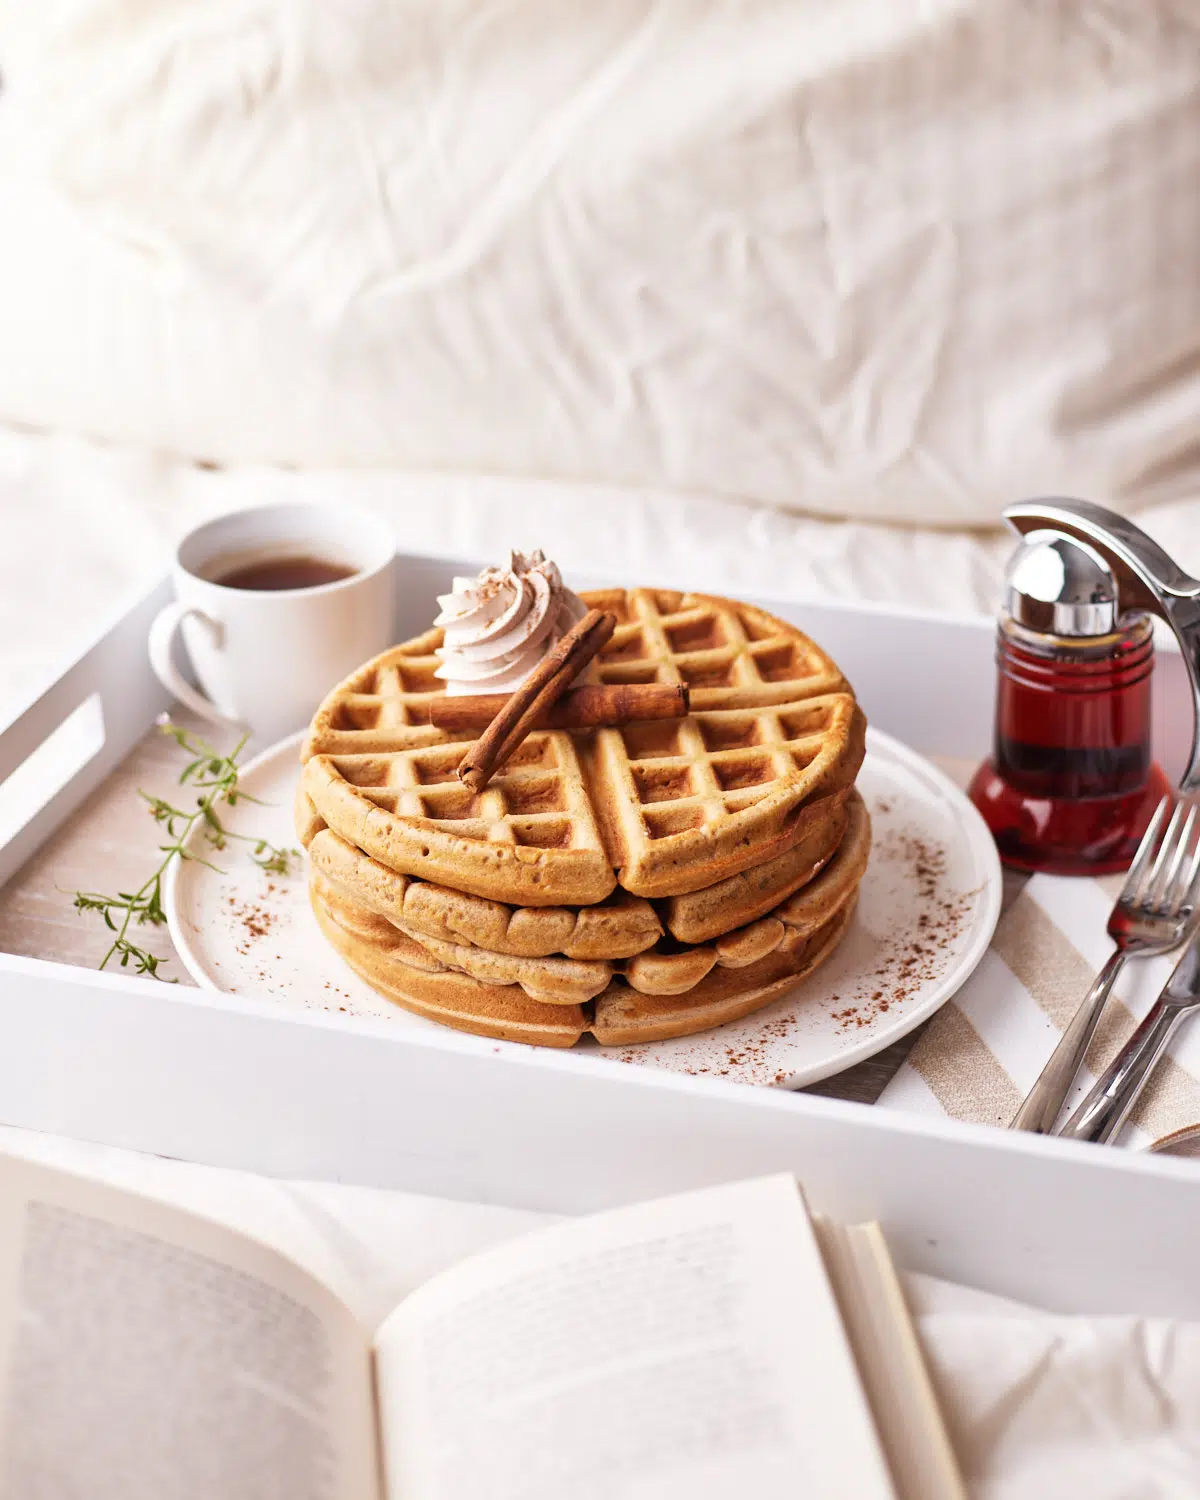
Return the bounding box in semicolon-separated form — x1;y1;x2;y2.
1057;924;1200;1144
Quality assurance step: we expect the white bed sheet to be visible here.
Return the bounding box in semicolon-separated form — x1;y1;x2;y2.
6;420;1200;727
2;2;1199;532
0;420;1009;722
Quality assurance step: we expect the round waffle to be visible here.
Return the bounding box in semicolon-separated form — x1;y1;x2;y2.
303;821;664;960
300;588;866;906
310;792;869;1005
661;789;849;943
589;899;857;1046
300;785;850;957
311;882;589;1048
310;872;857;1049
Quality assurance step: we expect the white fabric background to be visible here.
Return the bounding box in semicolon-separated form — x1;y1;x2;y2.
0;0;1198;526
6;419;1200;728
0;421;1018;721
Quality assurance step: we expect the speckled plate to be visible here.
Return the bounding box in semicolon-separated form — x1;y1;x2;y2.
166;728;1001;1089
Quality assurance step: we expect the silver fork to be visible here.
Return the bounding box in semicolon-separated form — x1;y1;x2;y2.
1010;796;1200;1134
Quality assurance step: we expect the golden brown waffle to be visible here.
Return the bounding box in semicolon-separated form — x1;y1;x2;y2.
301;719;615;906
662;790;849;943
621;792;868;993
311;793;867;1003
301;785;848;958
305;824;663;959
589;899;856;1045
300;588;865;906
310;872;855;1048
311;884;587;1047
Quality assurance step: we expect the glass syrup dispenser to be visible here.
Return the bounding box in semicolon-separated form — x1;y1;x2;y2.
969;498;1200;875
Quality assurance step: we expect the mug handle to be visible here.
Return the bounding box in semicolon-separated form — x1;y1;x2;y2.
148;602;245;728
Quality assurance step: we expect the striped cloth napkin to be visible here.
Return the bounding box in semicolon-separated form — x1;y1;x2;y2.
878;868;1200;1148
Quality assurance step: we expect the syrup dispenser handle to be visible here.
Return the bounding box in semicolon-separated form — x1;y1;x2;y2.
1004;497;1200;793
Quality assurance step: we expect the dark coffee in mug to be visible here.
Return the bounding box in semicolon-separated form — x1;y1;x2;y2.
213;555;357;591
152;499;395;744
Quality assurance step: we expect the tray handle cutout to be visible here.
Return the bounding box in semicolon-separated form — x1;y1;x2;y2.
0;693;106;864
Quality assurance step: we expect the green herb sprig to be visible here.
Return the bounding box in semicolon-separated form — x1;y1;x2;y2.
71;719;298;978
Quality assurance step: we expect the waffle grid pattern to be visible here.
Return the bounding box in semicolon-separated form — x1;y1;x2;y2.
327;729;603;855
583;593;860;895
329;655;439;731
301;589;863;903
591;588;840;700
616;702;846;841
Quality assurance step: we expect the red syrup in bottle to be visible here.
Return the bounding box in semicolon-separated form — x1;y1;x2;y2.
969;613;1169;875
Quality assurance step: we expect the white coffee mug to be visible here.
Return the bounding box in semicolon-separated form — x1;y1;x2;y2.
149;502;396;745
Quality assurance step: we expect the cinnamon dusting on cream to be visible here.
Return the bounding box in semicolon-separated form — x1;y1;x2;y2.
433;550;587;696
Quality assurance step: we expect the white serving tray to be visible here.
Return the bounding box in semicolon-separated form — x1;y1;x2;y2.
1;548;1199;1321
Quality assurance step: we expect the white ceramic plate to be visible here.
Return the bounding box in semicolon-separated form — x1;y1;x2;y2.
167;729;1002;1089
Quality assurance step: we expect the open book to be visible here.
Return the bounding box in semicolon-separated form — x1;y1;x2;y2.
0;1156;963;1500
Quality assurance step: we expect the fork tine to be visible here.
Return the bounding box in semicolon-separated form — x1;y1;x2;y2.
1177;818;1200;915
1145;798;1189;909
1128;798;1176;900
1122;794;1171;902
1160;805;1199;914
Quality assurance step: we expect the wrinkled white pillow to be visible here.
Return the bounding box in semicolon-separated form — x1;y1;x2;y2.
0;0;1198;525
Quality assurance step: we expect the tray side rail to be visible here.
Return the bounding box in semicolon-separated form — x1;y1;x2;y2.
0;579;173;888
0;951;1198;1321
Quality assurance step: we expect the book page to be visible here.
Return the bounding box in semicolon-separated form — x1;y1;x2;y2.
375;1174;896;1500
0;1155;380;1500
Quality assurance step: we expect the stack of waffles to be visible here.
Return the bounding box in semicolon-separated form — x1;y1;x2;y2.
296;589;870;1048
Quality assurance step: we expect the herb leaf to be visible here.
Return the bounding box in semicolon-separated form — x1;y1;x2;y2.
70;720;299;978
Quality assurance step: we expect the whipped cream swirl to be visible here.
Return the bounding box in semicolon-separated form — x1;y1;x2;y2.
434;550;588;696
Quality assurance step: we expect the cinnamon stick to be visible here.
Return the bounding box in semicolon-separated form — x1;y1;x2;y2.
458;609;617;793
433;683;687;733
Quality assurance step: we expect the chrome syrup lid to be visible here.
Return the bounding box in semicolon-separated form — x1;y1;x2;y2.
1004;497;1200;792
1004;529;1120;636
